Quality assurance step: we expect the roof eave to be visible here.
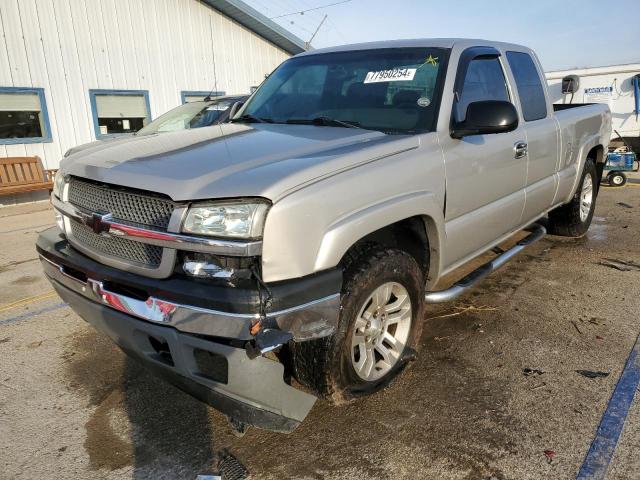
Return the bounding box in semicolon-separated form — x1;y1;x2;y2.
202;0;306;55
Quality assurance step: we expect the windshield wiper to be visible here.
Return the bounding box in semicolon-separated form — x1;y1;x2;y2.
285;117;362;129
231;114;273;124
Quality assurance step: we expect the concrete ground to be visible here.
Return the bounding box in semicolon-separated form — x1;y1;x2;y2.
1;178;639;480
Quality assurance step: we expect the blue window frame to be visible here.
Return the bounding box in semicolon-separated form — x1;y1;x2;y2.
180;90;225;104
0;87;52;144
89;89;152;139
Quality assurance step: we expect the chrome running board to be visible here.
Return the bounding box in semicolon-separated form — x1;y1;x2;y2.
424;224;546;304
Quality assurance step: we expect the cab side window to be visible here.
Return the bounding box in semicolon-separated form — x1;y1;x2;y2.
456;58;509;122
506;51;547;121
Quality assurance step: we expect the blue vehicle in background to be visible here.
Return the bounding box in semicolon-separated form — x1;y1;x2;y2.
605;130;639;186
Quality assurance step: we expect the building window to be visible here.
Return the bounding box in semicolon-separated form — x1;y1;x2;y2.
181;91;225;104
89;89;151;138
0;87;52;144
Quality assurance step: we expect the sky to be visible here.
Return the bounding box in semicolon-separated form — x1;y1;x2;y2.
243;0;640;71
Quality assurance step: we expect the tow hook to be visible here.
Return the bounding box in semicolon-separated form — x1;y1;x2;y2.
246;328;293;359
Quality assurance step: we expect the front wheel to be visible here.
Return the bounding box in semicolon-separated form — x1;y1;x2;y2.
350;281;413;382
290;249;424;402
608;171;627;187
547;157;597;237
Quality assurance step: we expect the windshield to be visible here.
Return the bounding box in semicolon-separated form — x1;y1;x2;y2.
137;97;240;135
238;48;449;134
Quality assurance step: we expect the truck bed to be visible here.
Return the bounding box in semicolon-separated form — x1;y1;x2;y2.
553;103;595;111
553;103;611;142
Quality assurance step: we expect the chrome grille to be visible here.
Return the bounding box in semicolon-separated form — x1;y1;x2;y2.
68;177;175;230
70;220;163;267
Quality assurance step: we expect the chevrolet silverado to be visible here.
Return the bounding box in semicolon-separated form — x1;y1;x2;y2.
38;39;611;433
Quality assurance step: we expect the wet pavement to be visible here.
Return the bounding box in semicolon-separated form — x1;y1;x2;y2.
1;179;639;480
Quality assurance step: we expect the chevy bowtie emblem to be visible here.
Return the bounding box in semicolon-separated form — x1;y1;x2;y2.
84;213;113;235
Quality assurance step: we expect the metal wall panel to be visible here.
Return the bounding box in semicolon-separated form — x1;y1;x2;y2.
35;0;79;159
12;0;49;163
1;0;29;159
0;11;8;159
0;0;290;170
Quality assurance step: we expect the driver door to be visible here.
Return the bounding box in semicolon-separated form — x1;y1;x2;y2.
440;47;527;271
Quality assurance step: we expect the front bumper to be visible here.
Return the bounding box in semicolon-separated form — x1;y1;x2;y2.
53;280;314;432
37;227;341;341
37;227;342;432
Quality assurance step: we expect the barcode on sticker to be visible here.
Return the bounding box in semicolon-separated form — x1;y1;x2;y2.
364;68;416;83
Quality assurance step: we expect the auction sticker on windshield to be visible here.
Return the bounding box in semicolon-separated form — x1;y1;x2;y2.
364;68;416;84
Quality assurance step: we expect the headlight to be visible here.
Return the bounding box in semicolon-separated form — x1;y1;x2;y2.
182;201;269;239
52;173;65;199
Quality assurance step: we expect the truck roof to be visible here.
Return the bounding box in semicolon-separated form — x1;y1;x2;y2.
296;38;532;57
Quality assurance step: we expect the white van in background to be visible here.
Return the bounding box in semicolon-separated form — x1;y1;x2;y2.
546;63;640;150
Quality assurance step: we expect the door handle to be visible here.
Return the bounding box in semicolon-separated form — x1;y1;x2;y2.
514;141;528;159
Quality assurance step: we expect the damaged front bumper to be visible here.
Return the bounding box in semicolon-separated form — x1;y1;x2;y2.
37;227;342;432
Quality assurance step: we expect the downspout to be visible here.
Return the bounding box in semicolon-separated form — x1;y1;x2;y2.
634;74;639;121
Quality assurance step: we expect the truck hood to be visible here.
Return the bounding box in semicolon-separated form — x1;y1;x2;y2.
61;123;419;202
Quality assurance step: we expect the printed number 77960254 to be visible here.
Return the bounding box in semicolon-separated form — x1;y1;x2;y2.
364;68;417;84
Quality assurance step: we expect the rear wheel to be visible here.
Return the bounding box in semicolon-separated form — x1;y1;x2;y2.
291;248;424;402
547;157;597;237
608;171;627;187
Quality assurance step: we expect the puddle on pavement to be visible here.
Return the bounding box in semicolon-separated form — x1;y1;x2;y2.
63;327;217;476
63;328;131;471
84;389;134;470
587;217;609;242
64;327;125;406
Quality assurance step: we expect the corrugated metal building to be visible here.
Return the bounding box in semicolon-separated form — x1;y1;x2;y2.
0;0;304;203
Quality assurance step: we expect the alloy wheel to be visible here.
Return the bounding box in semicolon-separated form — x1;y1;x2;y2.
350;282;412;381
580;175;593;222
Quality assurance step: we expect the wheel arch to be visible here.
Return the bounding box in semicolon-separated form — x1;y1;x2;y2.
313;191;445;289
587;144;605;164
568;137;606;200
586;144;606;192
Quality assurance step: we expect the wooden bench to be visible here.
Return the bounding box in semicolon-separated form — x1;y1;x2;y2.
0;156;57;196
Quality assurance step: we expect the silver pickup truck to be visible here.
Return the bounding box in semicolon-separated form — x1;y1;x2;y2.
38;38;611;433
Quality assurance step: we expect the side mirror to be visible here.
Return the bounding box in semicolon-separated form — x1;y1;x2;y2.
562;74;580;94
228;101;245;119
451;100;518;139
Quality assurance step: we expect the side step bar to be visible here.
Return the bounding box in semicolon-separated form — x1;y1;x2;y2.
424;224;546;304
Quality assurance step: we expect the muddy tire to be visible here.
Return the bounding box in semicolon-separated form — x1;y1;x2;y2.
291;248;424;403
547;157;597;238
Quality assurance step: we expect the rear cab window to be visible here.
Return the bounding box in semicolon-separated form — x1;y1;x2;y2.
505;51;547;121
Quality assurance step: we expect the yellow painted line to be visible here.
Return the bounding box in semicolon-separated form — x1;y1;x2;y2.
0;291;56;313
